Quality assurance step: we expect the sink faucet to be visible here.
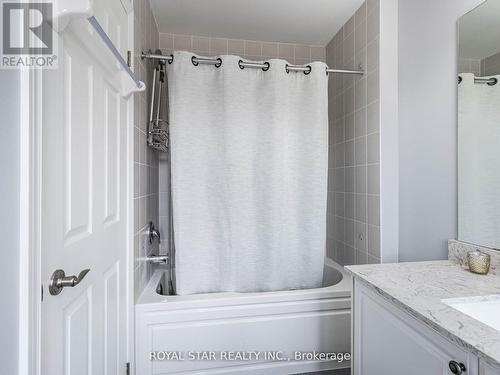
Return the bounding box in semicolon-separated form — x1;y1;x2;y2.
148;221;161;244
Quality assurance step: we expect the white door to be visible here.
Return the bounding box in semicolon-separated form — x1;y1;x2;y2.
40;0;131;374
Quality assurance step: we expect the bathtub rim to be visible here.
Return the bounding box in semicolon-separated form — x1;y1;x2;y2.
136;258;351;308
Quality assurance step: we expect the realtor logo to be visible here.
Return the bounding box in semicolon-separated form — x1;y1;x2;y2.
1;1;57;68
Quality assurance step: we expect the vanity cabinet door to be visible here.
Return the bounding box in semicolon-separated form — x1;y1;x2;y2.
352;281;479;375
480;360;500;375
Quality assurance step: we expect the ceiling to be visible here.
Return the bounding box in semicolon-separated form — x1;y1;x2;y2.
459;0;500;59
150;0;365;46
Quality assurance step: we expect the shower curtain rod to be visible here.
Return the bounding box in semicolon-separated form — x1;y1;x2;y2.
458;75;498;85
141;51;364;75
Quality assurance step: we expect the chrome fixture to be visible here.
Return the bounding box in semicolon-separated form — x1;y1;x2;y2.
448;360;466;374
49;268;90;295
167;192;176;295
142;51;173;62
146;49;169;152
148;221;161;244
88;16;144;90
458;75;498;85
145;255;169;264
141;52;365;76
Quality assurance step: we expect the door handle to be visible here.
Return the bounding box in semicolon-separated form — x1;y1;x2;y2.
49;269;90;295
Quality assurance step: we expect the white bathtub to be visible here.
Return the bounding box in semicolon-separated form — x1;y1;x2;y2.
136;258;351;375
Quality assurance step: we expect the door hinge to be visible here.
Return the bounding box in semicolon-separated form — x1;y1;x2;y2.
126;362;130;375
127;51;132;67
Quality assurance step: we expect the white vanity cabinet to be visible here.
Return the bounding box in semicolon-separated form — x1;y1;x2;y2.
480;360;500;375
352;280;480;375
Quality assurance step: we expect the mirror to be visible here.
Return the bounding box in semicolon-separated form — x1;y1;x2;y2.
458;0;500;250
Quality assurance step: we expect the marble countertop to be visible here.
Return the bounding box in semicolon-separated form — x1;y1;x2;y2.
346;260;500;367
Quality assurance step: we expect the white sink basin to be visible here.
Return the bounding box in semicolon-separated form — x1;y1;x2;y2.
442;295;500;332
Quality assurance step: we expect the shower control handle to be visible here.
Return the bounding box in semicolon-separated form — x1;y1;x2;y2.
49;268;90;296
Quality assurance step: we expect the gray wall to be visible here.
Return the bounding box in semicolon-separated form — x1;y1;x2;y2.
0;69;20;375
398;0;484;261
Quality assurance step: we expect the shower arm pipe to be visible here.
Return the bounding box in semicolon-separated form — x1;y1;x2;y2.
156;69;163;121
149;67;157;122
458;75;498;85
141;52;364;75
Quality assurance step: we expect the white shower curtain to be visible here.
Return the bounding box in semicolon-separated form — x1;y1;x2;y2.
168;51;328;295
458;73;500;249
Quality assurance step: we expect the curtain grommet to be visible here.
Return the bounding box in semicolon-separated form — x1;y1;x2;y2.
191;55;198;66
304;65;312;75
215;58;222;68
262;62;270;71
238;60;244;70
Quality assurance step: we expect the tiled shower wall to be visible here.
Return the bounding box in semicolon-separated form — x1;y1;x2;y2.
133;0;160;301
326;0;381;265
459;52;500;76
156;34;327;245
458;58;481;75
481;51;500;75
158;33;326;64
